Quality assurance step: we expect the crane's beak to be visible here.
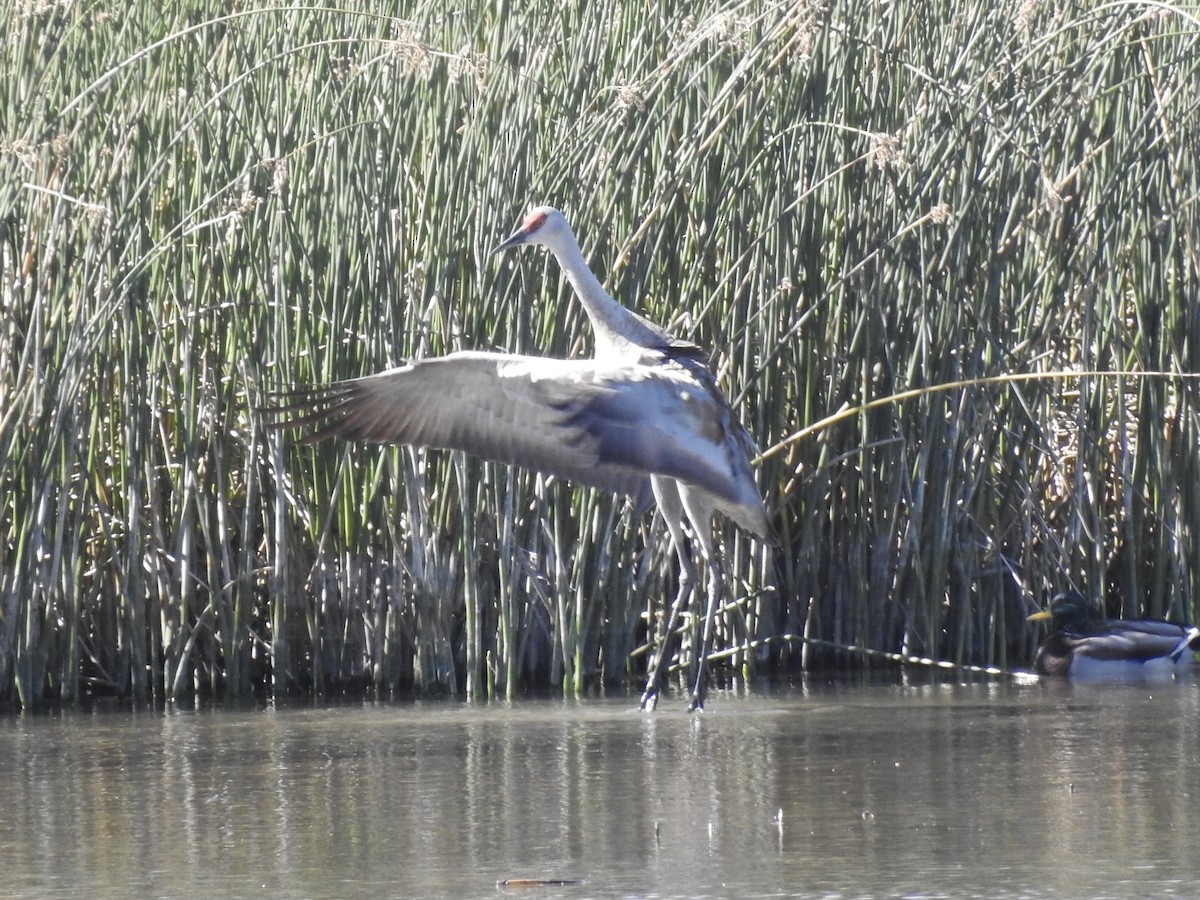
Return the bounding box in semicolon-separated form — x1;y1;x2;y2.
491;227;530;254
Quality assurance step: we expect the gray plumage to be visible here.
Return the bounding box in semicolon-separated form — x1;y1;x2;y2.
264;206;773;710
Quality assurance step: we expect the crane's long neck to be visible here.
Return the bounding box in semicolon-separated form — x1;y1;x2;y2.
549;235;662;362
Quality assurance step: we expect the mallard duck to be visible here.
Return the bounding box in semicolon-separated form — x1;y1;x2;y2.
1027;592;1200;677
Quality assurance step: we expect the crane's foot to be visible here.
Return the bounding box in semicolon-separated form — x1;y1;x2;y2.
640;668;663;710
639;686;660;711
687;665;708;712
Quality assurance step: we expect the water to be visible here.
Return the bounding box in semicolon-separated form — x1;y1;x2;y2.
3;672;1200;899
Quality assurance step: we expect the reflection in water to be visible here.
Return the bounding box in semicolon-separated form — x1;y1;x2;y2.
3;673;1200;898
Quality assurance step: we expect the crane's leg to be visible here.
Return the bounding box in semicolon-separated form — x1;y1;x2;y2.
640;479;696;711
687;542;724;711
681;491;720;712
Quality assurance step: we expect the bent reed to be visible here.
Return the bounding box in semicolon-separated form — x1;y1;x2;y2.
2;0;1199;706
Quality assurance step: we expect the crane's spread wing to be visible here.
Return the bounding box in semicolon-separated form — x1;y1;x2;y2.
264;351;653;500
264;350;765;523
554;364;769;515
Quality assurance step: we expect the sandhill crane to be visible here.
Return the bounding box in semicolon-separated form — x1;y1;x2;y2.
266;206;773;710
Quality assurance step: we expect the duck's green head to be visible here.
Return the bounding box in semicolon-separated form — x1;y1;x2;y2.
1027;592;1104;631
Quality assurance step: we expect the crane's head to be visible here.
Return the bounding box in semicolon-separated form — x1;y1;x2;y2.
492;206;572;254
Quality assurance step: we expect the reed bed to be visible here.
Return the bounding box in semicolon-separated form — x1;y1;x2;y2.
2;0;1198;707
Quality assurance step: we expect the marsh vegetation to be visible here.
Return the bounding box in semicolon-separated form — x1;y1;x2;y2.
2;0;1199;706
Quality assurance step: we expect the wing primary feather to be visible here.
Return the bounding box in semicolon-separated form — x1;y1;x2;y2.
260;386;360;445
258;358;659;501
